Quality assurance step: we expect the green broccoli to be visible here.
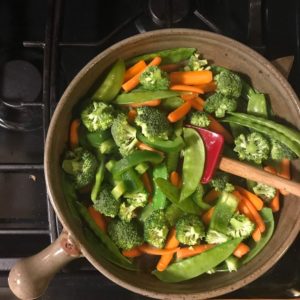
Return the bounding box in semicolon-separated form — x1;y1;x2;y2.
253;183;276;203
62;147;97;189
81;101;115;132
227;213;254;239
135;107;171;141
188;111;211;127
139;66;170;90
175;214;205;246
111;113;138;156
215;70;243;98
204;93;237;118
125;190;148;208
93;184;120;218
184;53;209;71
234;132;270;164
99;138;116;154
107;219;144;250
224;256;239;272
205;229;229;244
144;210;169;248
270;139;297;160
118;202;136;222
210;172;234;193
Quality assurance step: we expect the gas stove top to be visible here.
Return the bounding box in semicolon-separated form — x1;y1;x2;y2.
0;0;299;299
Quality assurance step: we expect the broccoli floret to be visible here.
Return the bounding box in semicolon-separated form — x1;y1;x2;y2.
253;183;276;203
62;147;97;189
188;111;211;127
184;53;209;71
205;229;229;244
135;107;171;141
234;132;270;164
175;214;205;246
139;66;170;90
99;138;116;154
270;139;297;160
210;172;234;193
227;213;254;239
93;185;120;218
225;256;239;272
125;190;148;208
81;101;115;132
118;202;136;222
111;113;139;156
204;93;237;118
144;210;169;248
215;70;243;98
107;219;144;250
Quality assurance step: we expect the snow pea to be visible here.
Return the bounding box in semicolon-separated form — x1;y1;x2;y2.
115;90;179;105
165;204;184;226
137;132;184;153
180;128;205;202
242;207;274;264
91;157;105;202
153;238;242;282
160;96;184;111
92;59;125;103
191;184;211;211
152;163;169;209
125;47;196;66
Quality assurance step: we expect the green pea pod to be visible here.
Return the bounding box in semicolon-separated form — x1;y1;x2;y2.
137;132;184;153
155;178;201;214
91;158;105;202
180;128;205;202
152;163;169;209
165;204;184;226
223;113;300;156
92;59;125;102
153;238;242;282
160;96;184;111
125;48;196;66
86;130;111;148
115;90;179;105
112;150;163;177
241;207;274;264
191;184;211;211
75;201;133;268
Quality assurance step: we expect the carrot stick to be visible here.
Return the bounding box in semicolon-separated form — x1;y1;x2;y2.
203;190;220;203
156;229;180;272
235;186;264;211
169;70;213;85
137;142;164;156
180;92;198;101
130;99;161;107
207;115;233;144
124;60;147;82
127;108;137;123
191;96;206;111
122;247;142;258
269;189;280;212
202;207;215;225
141;172;153;194
252;226;261;242
170;84;205;94
160;63;182;72
170;171;181;187
122;56;162;92
278;159;291;180
69;119;81;150
88;206;107;232
233;242;250;258
138;244;179;255
167;100;192;123
194;81;217;93
176;244;215;259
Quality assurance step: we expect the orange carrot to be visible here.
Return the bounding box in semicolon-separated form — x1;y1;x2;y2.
130;99;161;107
176;244;215;259
191;96;206;111
169;70;213;85
170;84;204;94
124;60;147;82
122;56;162;92
233;242;250;258
203;190;220;203
122;247;142;258
202;207;215;225
127;108;137;123
278;159;291;180
137;142;164;156
207;115;233;144
156;229;180;272
69;119;81;150
88;206;107;232
167;100;192;123
170;171;181;187
235;186;264;211
252;226;261;242
194;81;217;93
138;244;179;256
160;63;182;72
269;189;280;212
180;92;198;101
141;172;153;194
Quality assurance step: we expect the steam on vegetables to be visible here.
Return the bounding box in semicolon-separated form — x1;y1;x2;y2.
61;47;300;282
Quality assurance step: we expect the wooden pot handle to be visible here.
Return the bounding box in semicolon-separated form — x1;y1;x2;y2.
8;231;81;300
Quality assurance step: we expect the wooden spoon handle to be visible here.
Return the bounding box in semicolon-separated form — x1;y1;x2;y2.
219;156;300;197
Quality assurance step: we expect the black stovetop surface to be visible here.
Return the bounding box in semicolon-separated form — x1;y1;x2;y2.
0;0;299;299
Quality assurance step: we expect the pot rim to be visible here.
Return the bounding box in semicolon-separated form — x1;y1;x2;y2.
44;28;300;299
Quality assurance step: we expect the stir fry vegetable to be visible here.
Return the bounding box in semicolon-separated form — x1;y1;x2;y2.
61;47;300;283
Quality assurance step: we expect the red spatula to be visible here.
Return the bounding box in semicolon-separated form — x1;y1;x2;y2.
189;126;300;197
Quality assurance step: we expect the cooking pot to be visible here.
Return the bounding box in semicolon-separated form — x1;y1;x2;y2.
8;29;300;300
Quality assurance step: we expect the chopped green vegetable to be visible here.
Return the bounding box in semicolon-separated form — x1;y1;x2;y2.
205;93;237;118
215;70;243;98
139;66;170;90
